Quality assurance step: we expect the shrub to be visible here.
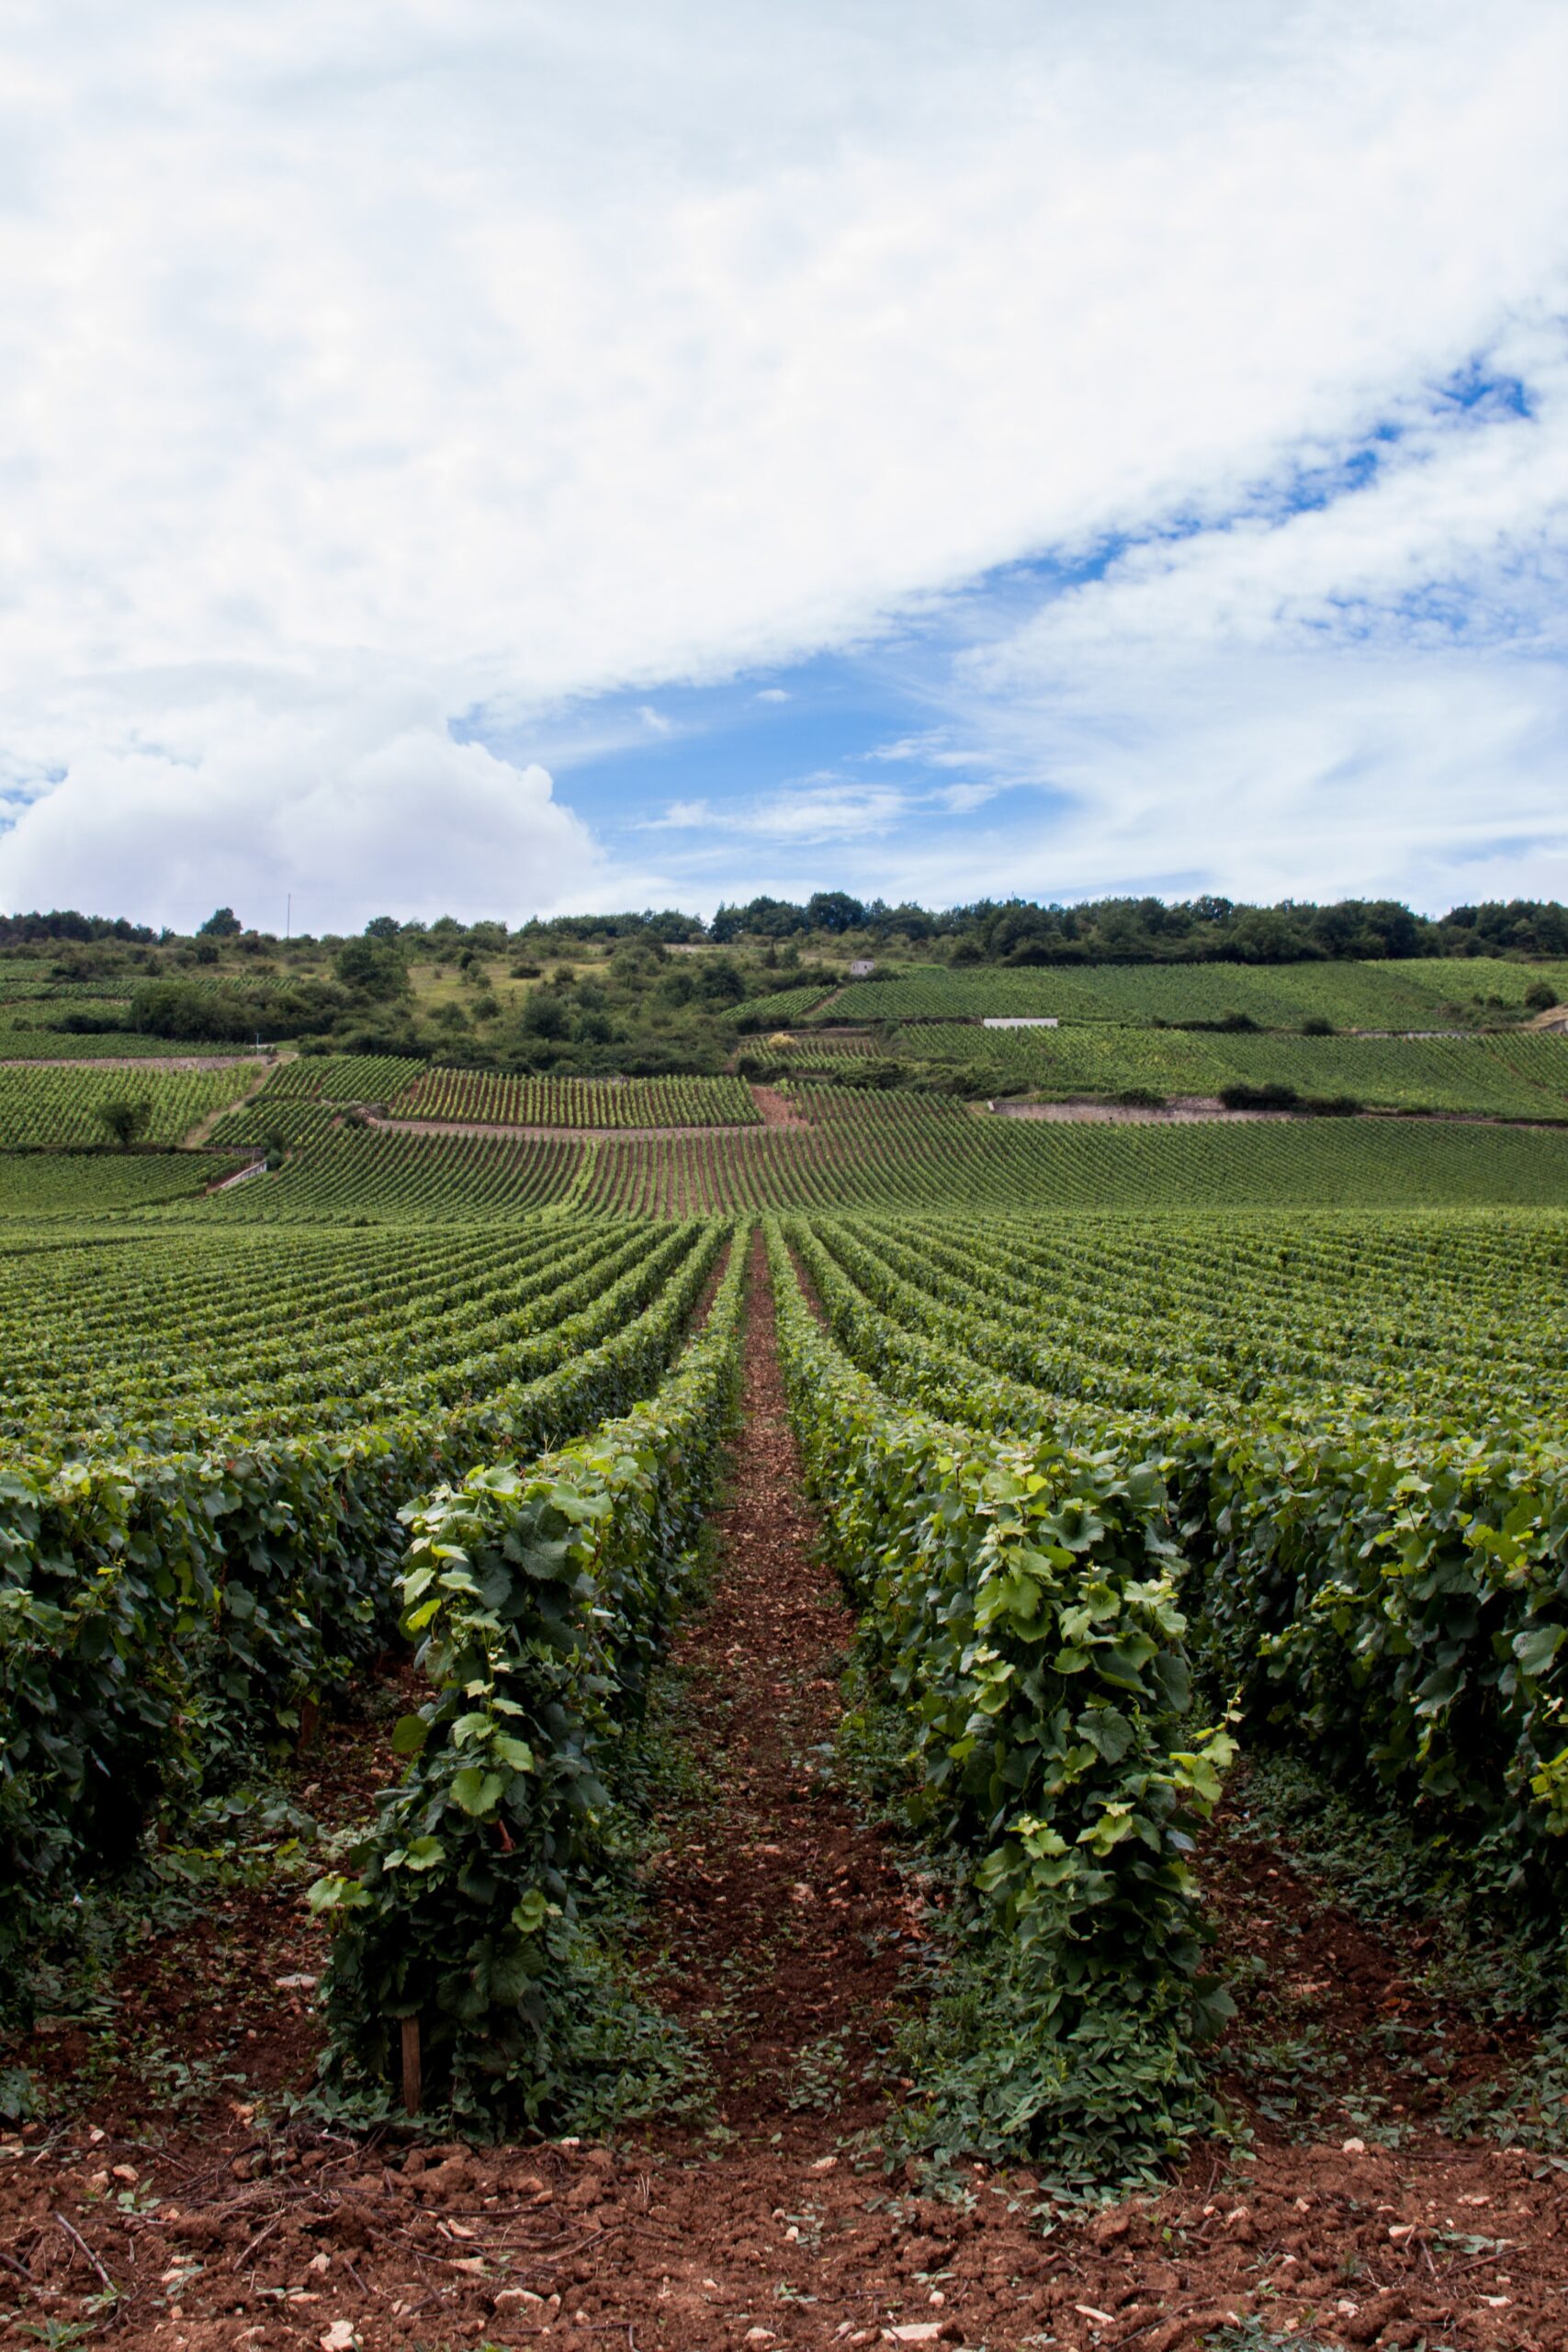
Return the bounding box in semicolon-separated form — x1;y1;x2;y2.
1219;1080;1299;1111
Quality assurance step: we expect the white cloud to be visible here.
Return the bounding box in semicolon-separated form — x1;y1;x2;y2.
740;781;912;843
641;797;714;831
753;688;791;703
2;0;1568;915
641;776;914;849
0;683;596;933
878;343;1568;910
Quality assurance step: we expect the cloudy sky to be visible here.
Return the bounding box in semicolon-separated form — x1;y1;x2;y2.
2;0;1566;932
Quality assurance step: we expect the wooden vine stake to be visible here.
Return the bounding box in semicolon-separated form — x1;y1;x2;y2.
400;2016;423;2116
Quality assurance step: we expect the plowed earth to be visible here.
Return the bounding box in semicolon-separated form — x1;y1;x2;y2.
3;1243;1567;2348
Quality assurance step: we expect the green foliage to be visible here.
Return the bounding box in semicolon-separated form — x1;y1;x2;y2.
563;1102;1568;1215
208;1126;588;1218
333;935;412;1001
898;1015;1568;1121
732;982;840;1028
96;1096;152;1148
313;1234;746;2125
129;976;348;1042
0;1216;728;2018
0;1153;236;1216
391;1069;760;1127
0;1064;246;1148
764;1219;1234;2167
788;1205;1568;1920
829;955;1568;1030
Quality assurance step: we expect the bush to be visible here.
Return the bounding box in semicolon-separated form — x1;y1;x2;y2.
1301;1013;1336;1035
1219;1080;1299;1111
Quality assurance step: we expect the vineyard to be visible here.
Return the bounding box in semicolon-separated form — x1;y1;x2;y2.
0;1151;246;1216
261;1051;428;1101
731;981;839;1025
566;1098;1568;1212
205;1125;589;1216
0;1029;230;1059
162;1093;1568;1216
827;953;1568;1028
3;1047;1568;2348
0;1062;252;1147
761;1204;1568;2154
897;1019;1568;1116
0;1209;730;1993
384;1067;761;1127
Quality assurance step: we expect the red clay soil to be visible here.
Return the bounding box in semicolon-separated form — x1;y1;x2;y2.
750;1086;813;1127
5;1249;1568;2349
634;1228;915;2134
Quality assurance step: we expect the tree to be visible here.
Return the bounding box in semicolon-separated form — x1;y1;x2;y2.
98;1098;152;1149
806;890;866;934
197;907;242;937
521;991;571;1040
333;936;411;1000
363;914;400;942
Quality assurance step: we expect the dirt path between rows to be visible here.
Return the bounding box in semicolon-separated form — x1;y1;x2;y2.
638;1227;912;2133
182;1063;277;1148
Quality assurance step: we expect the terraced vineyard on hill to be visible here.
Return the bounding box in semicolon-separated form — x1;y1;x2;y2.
827;953;1568;1028
0;1061;252;1147
386;1067;762;1126
897;1018;1568;1115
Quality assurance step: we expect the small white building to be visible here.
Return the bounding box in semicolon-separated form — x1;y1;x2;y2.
848;958;876;978
983;1015;1059;1029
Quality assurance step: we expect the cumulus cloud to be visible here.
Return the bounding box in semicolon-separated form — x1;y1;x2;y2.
0;684;597;933
2;0;1568;916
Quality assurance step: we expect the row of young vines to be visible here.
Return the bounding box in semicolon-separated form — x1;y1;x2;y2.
0;1216;734;2018
759;1209;1568;2167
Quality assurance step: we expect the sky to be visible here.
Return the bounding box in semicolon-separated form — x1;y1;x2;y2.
1;0;1566;933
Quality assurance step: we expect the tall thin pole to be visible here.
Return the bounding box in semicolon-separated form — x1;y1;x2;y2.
286;893;291;943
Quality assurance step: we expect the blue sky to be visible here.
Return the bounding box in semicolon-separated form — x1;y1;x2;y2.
1;1;1566;930
465;350;1568;917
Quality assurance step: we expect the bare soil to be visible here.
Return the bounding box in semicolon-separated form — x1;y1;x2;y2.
750;1087;813;1128
989;1098;1298;1124
4;1248;1567;2348
635;1231;913;2136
